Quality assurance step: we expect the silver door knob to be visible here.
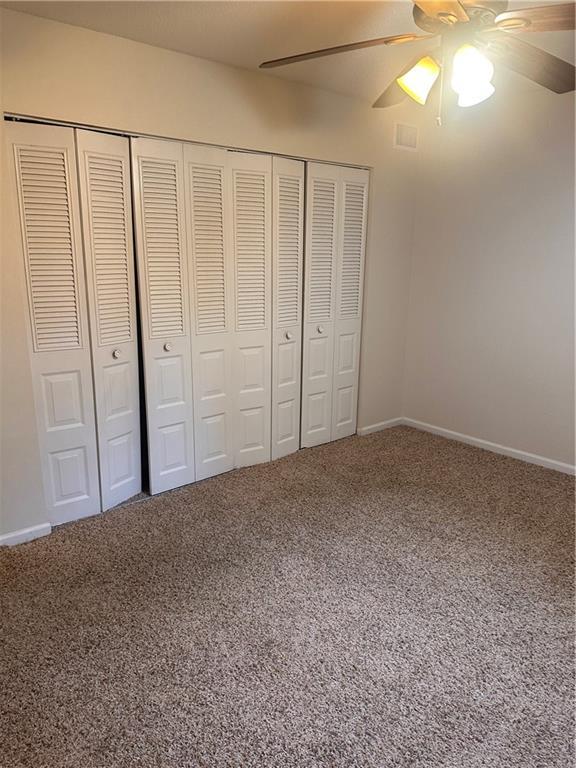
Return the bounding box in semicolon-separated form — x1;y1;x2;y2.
317;325;324;334
112;348;121;359
163;342;172;352
285;331;293;341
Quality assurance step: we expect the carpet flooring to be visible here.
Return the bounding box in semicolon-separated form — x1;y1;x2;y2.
1;427;574;768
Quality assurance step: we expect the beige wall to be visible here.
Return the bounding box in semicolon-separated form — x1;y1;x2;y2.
0;9;418;535
403;87;575;466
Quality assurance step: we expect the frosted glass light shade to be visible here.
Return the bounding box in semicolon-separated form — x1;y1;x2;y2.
397;56;440;106
451;44;495;107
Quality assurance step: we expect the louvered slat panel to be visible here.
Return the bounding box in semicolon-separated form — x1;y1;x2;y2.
86;154;132;345
340;182;366;319
235;170;267;331
308;178;336;322
140;159;184;337
16;147;81;351
190;165;226;333
276;174;302;327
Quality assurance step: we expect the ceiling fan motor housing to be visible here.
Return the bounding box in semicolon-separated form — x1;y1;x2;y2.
413;1;509;33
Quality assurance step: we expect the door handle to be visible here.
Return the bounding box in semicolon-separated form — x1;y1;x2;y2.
317;325;324;335
163;342;173;352
285;331;293;341
112;348;122;359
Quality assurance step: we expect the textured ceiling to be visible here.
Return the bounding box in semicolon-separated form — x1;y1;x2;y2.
2;1;574;103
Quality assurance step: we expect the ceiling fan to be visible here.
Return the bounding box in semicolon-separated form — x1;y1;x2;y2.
259;1;576;109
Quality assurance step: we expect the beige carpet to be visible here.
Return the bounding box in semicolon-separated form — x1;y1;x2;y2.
1;427;573;768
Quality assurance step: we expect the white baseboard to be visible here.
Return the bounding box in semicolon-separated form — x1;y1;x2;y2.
357;417;575;475
0;522;52;547
357;418;404;436
404;418;575;475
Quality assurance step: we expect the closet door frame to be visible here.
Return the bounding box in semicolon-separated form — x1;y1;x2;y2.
76;129;141;510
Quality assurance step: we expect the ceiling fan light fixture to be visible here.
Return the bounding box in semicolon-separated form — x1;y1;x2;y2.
451;44;495;107
456;81;496;107
396;55;440;105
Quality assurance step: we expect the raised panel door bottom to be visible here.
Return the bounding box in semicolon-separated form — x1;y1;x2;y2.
277;399;297;444
49;446;90;506
238;406;265;454
158;422;188;476
200;412;228;463
335;386;354;429
306;392;329;434
108;432;137;489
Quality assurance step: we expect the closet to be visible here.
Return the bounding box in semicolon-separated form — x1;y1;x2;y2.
76;129;141;510
131;138;196;494
5;122;142;523
184;144;272;479
301;162;369;448
5;118;369;524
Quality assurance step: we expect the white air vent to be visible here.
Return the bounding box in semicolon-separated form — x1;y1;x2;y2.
394;123;418;151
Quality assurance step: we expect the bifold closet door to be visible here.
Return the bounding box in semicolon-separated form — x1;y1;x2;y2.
229;151;272;468
76;129;141;510
131;138;195;494
301;163;369;448
5;122;101;524
271;157;304;460
184;146;272;478
331;166;369;440
301;163;338;448
184;143;234;480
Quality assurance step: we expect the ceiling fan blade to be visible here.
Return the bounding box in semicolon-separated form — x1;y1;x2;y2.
259;34;435;69
412;0;469;22
482;34;575;93
373;81;408;108
494;3;575;31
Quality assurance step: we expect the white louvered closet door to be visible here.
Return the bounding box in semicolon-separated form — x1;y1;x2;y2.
229;152;272;468
301;163;339;448
228;151;272;467
331;167;369;440
184;143;234;480
272;157;304;460
5;122;101;524
76;130;141;510
131;138;195;494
